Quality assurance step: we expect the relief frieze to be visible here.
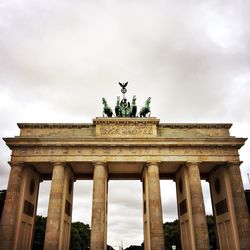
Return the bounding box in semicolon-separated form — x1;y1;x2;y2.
99;124;153;136
13;145;238;157
97;123;154;136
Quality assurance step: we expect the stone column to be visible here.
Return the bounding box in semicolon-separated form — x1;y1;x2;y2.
0;163;40;250
209;166;240;250
0;163;23;250
142;162;165;250
90;162;108;250
175;165;196;250
186;162;210;250
44;162;75;250
228;162;250;249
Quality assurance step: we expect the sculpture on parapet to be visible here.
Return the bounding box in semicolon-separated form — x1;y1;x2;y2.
139;97;151;117
130;95;137;117
119;82;128;99
102;97;113;117
115;96;121;117
102;82;151;118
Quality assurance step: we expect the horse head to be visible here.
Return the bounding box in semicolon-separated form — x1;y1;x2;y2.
102;97;107;105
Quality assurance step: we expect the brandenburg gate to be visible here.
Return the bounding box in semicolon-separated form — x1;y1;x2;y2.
0;84;250;250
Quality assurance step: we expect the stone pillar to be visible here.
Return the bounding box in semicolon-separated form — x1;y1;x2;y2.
142;162;165;250
209;166;240;250
186;162;210;250
175;165;196;250
44;163;74;250
228;162;250;249
90;162;108;250
176;163;209;250
0;163;40;250
0;163;23;250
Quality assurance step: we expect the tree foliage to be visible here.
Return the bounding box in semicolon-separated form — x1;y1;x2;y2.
70;222;90;250
32;216;91;250
32;216;46;250
0;190;6;218
164;219;181;250
206;215;217;249
163;216;217;250
125;244;143;250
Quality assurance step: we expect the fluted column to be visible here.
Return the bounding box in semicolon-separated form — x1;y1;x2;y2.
90;162;108;250
228;162;250;249
0;163;23;250
186;162;209;250
44;162;75;250
142;162;165;250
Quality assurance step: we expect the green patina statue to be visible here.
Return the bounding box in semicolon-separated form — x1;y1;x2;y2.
139;97;151;117
115;96;121;117
102;97;113;117
102;82;151;118
130;95;137;117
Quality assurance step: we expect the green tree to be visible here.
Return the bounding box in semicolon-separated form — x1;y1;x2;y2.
164;219;181;250
70;221;90;250
125;245;143;250
206;215;217;250
0;190;6;218
32;216;46;250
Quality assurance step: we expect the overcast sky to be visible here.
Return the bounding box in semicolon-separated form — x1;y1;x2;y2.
0;0;250;248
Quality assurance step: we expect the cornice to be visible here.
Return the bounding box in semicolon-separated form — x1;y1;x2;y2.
159;123;232;129
17;123;93;129
3;137;247;149
17;122;232;129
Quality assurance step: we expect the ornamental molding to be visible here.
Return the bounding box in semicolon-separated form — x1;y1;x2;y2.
17;122;232;130
4;137;247;148
11;145;239;157
17;123;93;129
159;123;232;129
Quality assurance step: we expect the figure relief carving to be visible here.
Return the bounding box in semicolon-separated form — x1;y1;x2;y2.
35;147;40;154
63;147;68;154
91;148;96;154
116;147;123;154
103;147;111;154
129;147;137;154
50;147;55;154
100;124;153;136
21;147;28;153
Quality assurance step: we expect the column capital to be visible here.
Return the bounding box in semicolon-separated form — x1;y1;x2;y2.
186;161;201;167
51;161;66;167
227;161;242;167
92;161;107;167
8;161;25;168
145;161;161;167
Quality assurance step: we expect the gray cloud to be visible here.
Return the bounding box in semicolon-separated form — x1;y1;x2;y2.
1;0;250;248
